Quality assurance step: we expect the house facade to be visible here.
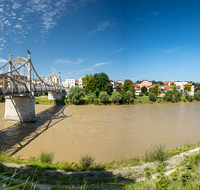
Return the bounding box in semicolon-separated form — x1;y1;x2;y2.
66;78;75;88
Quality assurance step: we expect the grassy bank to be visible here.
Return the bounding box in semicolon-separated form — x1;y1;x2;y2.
1;141;200;173
1;141;200;189
33;95;197;106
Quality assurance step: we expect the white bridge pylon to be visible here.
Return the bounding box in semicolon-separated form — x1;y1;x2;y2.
0;51;66;122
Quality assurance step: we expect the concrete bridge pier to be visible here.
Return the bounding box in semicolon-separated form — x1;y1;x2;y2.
4;96;36;122
48;92;65;100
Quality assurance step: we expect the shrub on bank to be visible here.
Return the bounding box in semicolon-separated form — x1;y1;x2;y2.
86;93;96;104
39;150;55;164
68;86;85;105
149;93;156;102
124;90;133;104
174;92;181;102
79;154;95;170
138;92;143;96
184;90;189;100
111;91;122;104
143;143;168;162
99;91;109;104
194;90;200;101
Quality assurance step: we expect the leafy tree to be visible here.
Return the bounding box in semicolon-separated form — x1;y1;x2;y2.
184;86;191;92
115;84;122;92
194;90;200;101
152;84;160;97
172;84;179;93
124;90;133;104
195;83;200;92
149;93;156;102
111;91;122;104
94;88;100;98
68;86;85;105
94;73;112;95
82;74;93;86
99;91;109;104
123;79;133;93
129;84;135;97
141;86;147;93
86;77;96;93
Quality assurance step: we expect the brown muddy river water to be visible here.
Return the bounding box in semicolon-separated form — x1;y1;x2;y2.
1;102;200;163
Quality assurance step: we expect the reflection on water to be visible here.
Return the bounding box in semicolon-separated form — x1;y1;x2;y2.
1;102;200;162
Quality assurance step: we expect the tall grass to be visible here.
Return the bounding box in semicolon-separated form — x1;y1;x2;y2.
142;143;168;162
39;150;55;164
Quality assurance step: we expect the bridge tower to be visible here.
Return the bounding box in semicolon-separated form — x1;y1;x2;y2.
4;51;36;122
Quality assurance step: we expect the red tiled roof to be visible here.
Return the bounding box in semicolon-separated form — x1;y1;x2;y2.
162;82;174;85
75;80;79;83
184;83;193;86
135;84;140;87
164;86;172;90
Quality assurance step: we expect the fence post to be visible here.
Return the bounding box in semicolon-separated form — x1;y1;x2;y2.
27;51;33;97
8;52;13;93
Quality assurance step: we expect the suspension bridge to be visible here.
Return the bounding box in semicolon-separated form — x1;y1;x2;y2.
0;51;66;122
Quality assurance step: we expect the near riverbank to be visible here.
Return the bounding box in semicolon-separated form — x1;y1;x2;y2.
1;141;200;189
33;95;194;105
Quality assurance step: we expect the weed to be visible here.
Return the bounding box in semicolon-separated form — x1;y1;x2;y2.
79;154;95;170
144;166;152;179
39;150;55;164
143;143;168;162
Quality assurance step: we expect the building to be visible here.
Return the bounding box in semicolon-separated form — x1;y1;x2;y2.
79;78;83;87
138;80;156;91
135;84;141;95
184;83;194;96
66;78;75;88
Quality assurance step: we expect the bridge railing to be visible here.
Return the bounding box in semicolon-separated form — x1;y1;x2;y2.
0;52;65;97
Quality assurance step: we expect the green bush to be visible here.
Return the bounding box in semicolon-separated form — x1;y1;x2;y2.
184;90;189;100
99;91;109;104
163;90;174;101
79;154;95;169
144;91;149;96
174;92;181;102
93;99;99;105
149;93;156;102
142;144;168;162
68;86;85;105
138;92;143;96
187;96;193;102
39;150;55;164
111;91;122;104
194;90;200;101
124;90;133;104
86;93;96;103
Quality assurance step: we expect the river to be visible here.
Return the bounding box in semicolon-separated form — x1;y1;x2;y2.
0;102;200;163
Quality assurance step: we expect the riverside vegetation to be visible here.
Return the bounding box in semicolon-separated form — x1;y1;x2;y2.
30;87;200;106
2;141;200;189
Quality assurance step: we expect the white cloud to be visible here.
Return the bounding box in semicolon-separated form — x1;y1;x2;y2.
0;0;98;47
165;47;181;53
93;61;112;67
0;58;7;64
90;20;115;34
81;61;112;72
150;11;159;16
54;58;87;65
116;48;124;52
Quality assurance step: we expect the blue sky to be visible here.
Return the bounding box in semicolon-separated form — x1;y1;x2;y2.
0;0;200;82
